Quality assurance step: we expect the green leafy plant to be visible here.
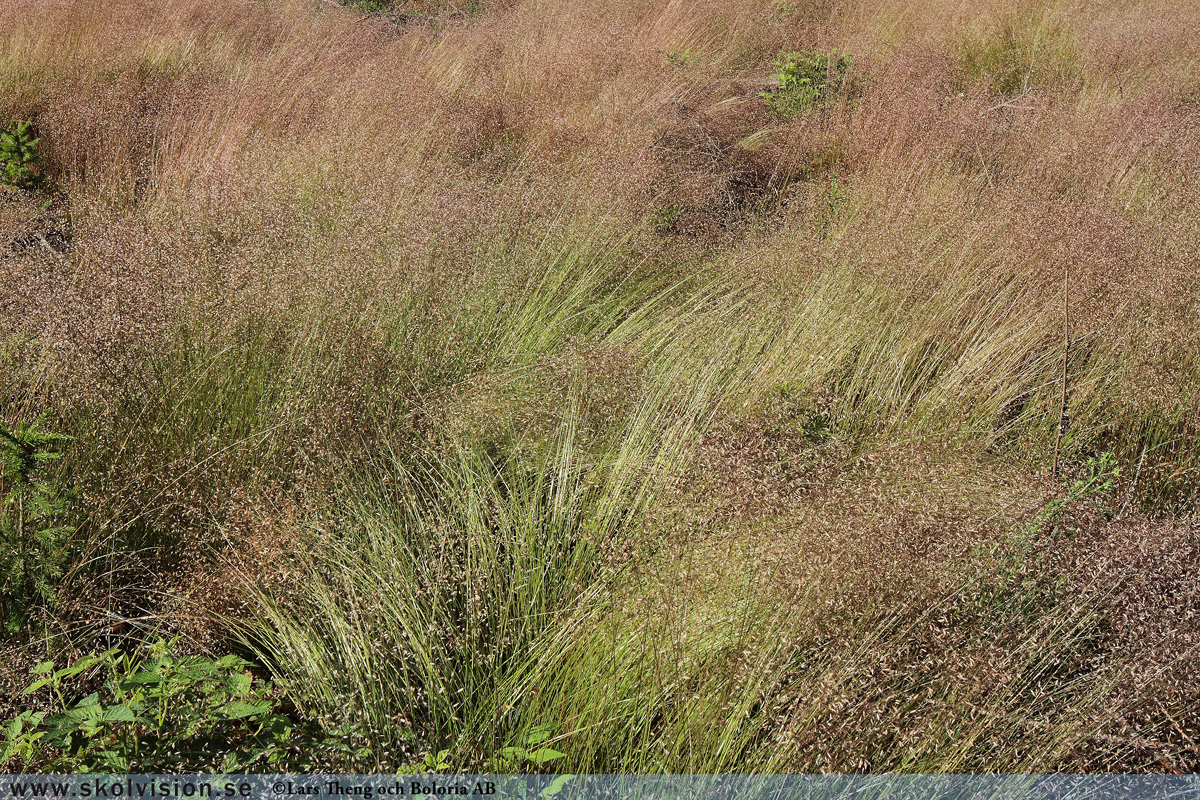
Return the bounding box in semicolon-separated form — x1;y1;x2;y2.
489;724;567;772
665;49;694;68
0;121;44;190
343;0;390;11
971;452;1124;593
982;452;1123;566
1;414;74;634
1;639;337;772
395;747;452;774
761;51;852;116
813;170;848;233
652;203;683;234
1039;451;1121;534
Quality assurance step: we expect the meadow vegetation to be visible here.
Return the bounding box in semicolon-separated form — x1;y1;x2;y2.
2;0;1199;772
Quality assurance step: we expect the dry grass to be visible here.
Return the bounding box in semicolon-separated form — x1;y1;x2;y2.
3;0;1200;773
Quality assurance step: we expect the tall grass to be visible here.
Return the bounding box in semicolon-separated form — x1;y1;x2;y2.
241;429;1132;771
4;0;1200;773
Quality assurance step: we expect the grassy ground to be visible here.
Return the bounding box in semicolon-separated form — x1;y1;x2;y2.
2;0;1199;773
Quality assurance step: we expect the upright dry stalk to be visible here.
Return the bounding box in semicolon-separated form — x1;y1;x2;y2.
1052;262;1069;478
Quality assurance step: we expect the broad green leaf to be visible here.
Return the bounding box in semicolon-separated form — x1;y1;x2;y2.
526;748;567;764
224;700;271;720
526;724;552;745
63;703;101;722
5;716;22;740
539;775;576;798
100;705;141;723
122;671;166;686
44;716;82;740
32;661;54;674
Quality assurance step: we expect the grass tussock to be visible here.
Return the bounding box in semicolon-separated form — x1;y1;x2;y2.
3;0;1200;773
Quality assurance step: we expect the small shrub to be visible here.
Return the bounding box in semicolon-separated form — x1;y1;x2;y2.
1;639;362;772
761;51;852;116
986;452;1124;561
399;748;451;774
489;724;567;772
0;414;73;634
1038;452;1121;535
0;121;44;190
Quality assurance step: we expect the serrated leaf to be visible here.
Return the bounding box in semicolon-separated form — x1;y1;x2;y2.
5;716;22;740
226;672;252;697
63;703;101;721
32;661;54;674
96;750;128;771
100;705;141;723
178;661;214;680
223;700;270;720
44;716;82;741
22;677;50;694
121;671;165;686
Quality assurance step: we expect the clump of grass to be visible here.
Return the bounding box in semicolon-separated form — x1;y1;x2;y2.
954;13;1079;97
239;383;707;769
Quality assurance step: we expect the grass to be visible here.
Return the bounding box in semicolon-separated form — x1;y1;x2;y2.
3;0;1200;774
